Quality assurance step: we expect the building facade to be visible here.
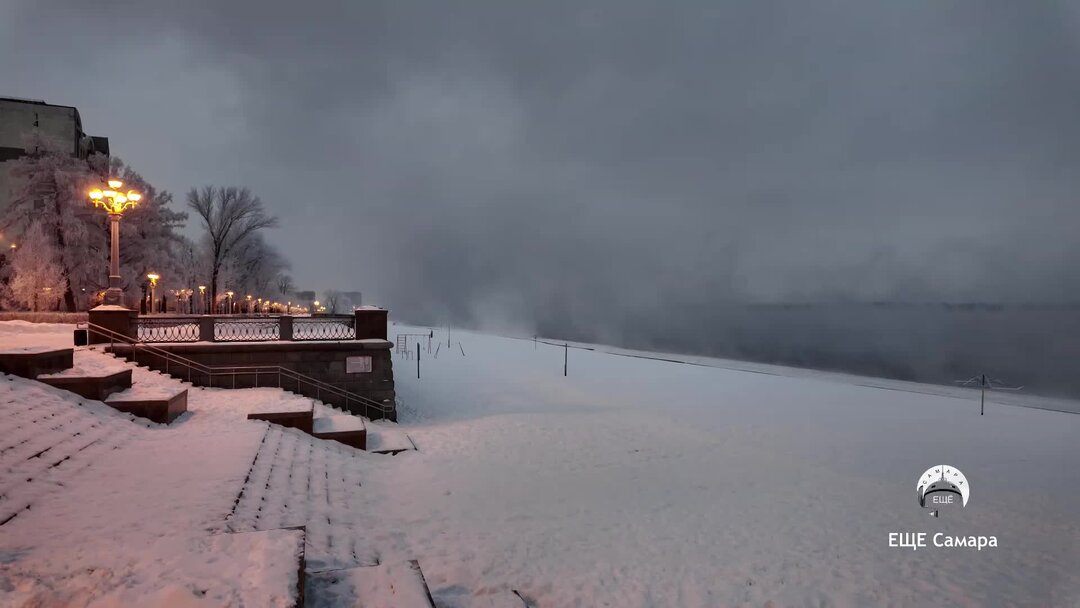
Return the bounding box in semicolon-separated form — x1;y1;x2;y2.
0;96;109;214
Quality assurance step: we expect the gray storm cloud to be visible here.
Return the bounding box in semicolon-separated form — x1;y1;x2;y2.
4;1;1080;392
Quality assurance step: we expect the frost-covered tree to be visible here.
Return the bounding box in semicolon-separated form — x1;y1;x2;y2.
0;136;185;311
7;223;67;311
186;186;279;306
1;133;98;311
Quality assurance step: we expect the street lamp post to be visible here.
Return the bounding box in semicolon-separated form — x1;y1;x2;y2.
146;273;160;314
198;286;206;314
226;291;235;314
88;179;141;307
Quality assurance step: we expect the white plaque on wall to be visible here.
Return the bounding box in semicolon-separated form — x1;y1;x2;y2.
346;355;372;373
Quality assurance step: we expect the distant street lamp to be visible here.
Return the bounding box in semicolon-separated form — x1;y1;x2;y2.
146;273;160;314
88;179;141;306
198;285;206;314
226;291;235;314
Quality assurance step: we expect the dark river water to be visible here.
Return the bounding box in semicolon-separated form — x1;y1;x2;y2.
564;304;1080;400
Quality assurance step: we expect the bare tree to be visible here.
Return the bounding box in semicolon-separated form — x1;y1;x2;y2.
223;233;290;298
186;186;279;306
277;274;294;300
323;290;341;314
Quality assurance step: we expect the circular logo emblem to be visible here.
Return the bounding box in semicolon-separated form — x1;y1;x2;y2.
917;465;969;516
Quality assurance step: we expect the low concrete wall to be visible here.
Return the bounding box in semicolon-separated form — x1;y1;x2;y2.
120;340;396;420
0;312;88;323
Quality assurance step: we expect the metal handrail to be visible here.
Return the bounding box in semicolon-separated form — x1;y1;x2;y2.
85;322;392;419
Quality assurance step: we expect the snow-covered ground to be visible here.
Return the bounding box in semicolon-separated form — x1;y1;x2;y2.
1;320;1079;607
381;324;1080;607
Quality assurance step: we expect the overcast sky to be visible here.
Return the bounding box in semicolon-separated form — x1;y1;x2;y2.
4;1;1080;334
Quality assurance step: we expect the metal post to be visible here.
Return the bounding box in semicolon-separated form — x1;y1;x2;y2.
981;374;986;416
564;343;568;376
417;342;421;379
104;214;124;306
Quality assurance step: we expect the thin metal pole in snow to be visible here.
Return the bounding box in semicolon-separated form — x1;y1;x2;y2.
981;374;986;416
417;342;421;379
564;343;568;377
955;372;1022;415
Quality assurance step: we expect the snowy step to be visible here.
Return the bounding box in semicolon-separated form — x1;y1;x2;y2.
195;528;307;608
366;423;416;455
229;427;379;571
306;560;436;608
313;415;367;450
106;386;188;424
248;401;314;434
70;528;308;607
37;368;132;401
0;347;73;379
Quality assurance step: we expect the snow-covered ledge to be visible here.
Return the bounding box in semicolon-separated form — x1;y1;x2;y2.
87;305;138;345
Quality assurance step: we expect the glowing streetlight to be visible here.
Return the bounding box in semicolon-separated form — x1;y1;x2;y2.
88;178;142;306
198;285;206;314
226;291;235;314
146;273;160;314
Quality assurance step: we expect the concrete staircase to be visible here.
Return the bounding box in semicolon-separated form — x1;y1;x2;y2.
91;344;408;455
0;347;187;424
91;342;410;453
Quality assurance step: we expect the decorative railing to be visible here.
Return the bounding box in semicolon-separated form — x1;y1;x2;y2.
136;317;201;343
214;317;281;342
294;317;355;341
131;314;362;343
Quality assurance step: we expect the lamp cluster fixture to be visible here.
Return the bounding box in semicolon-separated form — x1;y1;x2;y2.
88;179;142;215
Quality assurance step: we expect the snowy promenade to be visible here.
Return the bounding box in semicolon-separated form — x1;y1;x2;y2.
1;320;1078;606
